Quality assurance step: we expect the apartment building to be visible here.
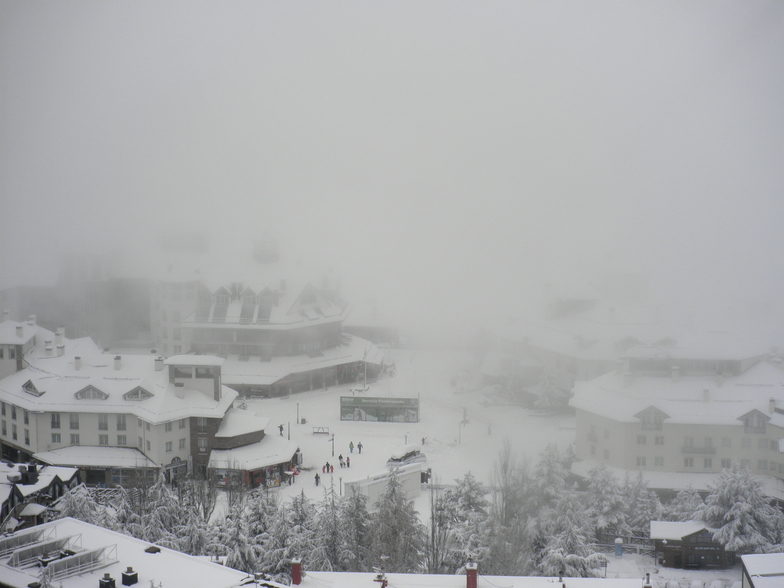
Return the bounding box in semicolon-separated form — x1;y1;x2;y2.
0;315;298;487
570;335;783;493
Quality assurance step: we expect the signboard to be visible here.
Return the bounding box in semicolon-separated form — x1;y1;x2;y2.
340;396;420;422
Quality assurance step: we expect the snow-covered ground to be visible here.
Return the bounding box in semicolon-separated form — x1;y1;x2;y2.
604;552;741;587
243;347;574;514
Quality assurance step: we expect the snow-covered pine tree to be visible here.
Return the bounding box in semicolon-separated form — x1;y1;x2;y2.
369;469;425;573
584;463;630;540
695;465;784;553
664;486;704;522
534;370;567;410
55;484;101;525
533;444;568;510
311;482;349;571
537;489;605;577
339;485;372;572
424;482;454;574
437;472;491;573
210;499;258;573
624;471;662;536
137;473;182;547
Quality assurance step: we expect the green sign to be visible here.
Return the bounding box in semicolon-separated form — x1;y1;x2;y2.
340;396;419;422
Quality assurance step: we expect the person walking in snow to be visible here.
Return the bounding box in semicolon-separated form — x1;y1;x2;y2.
279;424;284;436
315;473;320;486
339;454;344;468
358;441;363;454
346;456;350;468
349;441;354;453
330;464;334;473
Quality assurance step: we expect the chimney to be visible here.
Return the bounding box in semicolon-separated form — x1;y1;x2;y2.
16;325;23;338
174;382;185;399
2;309;8;321
643;572;652;588
291;558;302;585
121;566;138;586
155;356;164;371
45;341;53;357
28;315;36;326
74;357;82;371
769;397;776;414
466;563;477;588
114;355;122;370
703;388;710;403
55;328;64;346
56;344;65;357
99;572;116;588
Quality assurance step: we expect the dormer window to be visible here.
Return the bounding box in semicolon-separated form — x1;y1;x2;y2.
635;406;668;431
124;387;154;401
22;380;44;397
740;410;768;434
75;385;108;400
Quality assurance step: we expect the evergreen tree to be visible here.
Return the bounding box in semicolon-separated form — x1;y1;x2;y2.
695;466;783;553
624;472;662;536
310;481;346;571
339;486;372;572
537;489;605;577
665;486;704;522
534;370;567;410
137;473;182;547
369;469;425;573
584;464;629;539
533;444;569;510
210;499;258;573
436;472;491;573
55;484;101;525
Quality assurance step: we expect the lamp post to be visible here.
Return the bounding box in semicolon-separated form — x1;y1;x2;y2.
331;434;335;457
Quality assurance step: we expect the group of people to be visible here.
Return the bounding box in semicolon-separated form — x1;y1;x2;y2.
315;441;364;486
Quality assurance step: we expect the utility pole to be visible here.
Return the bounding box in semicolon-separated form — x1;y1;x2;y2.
331;434;335;457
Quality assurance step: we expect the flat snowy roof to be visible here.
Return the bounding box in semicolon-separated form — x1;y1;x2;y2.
742;553;784;588
34;446;158;468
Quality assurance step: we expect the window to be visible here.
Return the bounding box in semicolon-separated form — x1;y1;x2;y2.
117;414;126;431
705;437;713;448
145;422;150;431
637;435;646;445
0;346;3;358
99;434;109;446
684;436;694;448
721;459;731;468
70;434;80;445
75;386;108;400
24;429;29;445
69;414;79;430
744;413;767;434
684;457;694;467
704;458;712;468
124;387;153;401
8;346;14;359
179;438;186;449
772;440;778;451
742;438;751;449
146;440;151;451
51;413;60;429
52;433;61;444
721;437;731;448
758;460;768;470
165;422;172;432
655;436;664;445
1;421;5;436
138;436;143;447
637;456;646;466
0;402;4;416
165;441;172;452
197;437;207;453
654;456;664;466
117;435;127;446
23;410;28;425
11;406;16;420
138;418;143;427
196;367;213;379
759;438;768;450
174;366;193;379
179;418;186;429
197;417;208;434
99;414;108;431
12;424;17;440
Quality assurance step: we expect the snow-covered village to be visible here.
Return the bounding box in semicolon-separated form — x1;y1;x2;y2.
1;3;784;588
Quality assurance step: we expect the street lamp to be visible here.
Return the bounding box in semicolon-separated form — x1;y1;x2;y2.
331;434;335;457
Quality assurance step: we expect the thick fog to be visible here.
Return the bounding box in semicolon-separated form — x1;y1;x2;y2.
1;2;783;341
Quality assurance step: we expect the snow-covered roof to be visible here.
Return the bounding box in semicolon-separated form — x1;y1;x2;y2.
741;553;784;588
18;502;48;516
215;407;270;438
299;571;643;588
570;360;784;427
0;320;49;345
34;446;158;469
0;517;256;588
220;334;383;387
0;462;79;498
164;355;224;366
208;435;298;471
649;520;711;541
0;332;237;424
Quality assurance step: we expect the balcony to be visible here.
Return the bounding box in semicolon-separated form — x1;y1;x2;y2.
681;446;716;455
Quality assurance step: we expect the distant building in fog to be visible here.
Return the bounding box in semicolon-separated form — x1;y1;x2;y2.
570;333;784;497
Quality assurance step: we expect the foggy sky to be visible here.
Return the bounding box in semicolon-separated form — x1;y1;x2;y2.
2;2;783;339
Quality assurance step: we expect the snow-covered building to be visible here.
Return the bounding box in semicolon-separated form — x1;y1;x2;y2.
0;315;299;488
650;520;734;569
569;334;784;494
0;516;283;588
0;462;79;530
741;553;784;588
150;240;384;397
